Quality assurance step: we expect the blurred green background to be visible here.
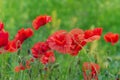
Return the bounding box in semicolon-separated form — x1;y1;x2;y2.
0;0;120;80
0;0;120;33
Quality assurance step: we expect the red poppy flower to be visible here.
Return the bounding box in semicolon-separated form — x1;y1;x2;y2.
19;64;26;70
31;42;50;58
26;60;31;69
0;30;9;48
5;28;33;52
68;29;86;56
14;63;25;72
15;58;34;72
40;51;55;64
14;66;21;72
25;58;34;69
15;28;33;44
29;58;34;62
4;40;21;52
104;32;119;45
68;40;86;56
82;62;100;80
0;22;9;53
46;30;72;54
32;15;52;30
69;28;85;43
0;21;4;30
93;28;103;35
84;28;102;42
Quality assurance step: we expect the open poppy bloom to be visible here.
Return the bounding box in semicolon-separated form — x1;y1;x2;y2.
0;22;9;48
40;51;55;64
4;40;21;52
82;62;100;80
32;15;52;30
31;42;55;64
31;42;50;58
84;28;103;42
47;30;72;54
5;28;33;52
0;21;4;30
69;28;85;43
68;40;86;56
0;22;9;53
68;28;86;56
0;30;9;48
15;28;33;44
104;32;119;45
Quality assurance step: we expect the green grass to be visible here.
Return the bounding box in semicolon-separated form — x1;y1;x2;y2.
0;0;120;80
